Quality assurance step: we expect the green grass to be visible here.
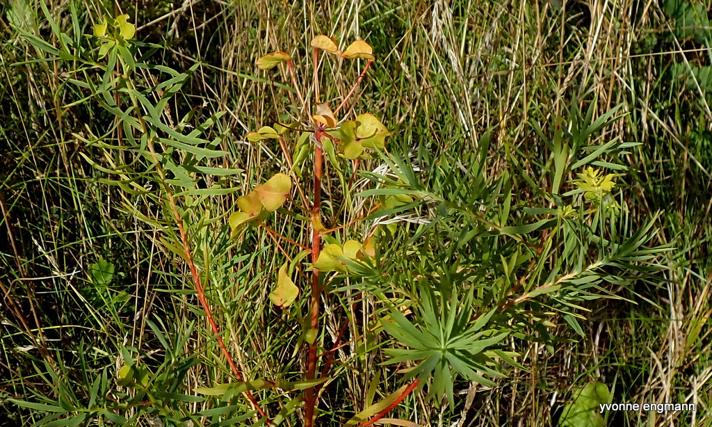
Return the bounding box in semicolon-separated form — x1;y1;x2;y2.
1;0;710;426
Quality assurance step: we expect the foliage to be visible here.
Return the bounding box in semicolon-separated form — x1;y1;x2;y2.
1;1;709;426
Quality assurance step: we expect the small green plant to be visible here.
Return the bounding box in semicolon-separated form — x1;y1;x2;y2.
559;382;611;427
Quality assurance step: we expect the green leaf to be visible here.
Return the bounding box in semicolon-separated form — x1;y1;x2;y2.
9;399;65;413
500;219;554;236
560;382;611;427
116;364;134;387
194;383;234;396
98;40;114;59
256;51;291;70
89;258;114;286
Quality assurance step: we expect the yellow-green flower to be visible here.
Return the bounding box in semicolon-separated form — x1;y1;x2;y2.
92;14;136;59
574;167;616;204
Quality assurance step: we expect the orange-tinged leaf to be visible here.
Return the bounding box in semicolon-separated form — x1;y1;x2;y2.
311;211;326;232
312;103;337;128
256;173;291;212
362;235;376;258
269;263;299;307
311;35;339;54
246;132;261;143
264;173;292;193
312;115;329;127
342;39;374;60
256;51;291;70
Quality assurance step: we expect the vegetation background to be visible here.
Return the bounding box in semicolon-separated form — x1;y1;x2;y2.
0;0;710;426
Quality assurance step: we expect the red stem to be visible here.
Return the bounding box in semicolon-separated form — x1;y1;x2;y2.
318;321;349;384
170;199;270;423
358;379;420;427
335;60;373;115
304;128;324;427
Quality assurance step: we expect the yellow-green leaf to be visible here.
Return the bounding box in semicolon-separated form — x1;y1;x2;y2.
195;383;232;396
335;120;357;145
256;173;292;212
256;51;291;70
314;243;344;272
117;364;134;387
273;123;290;135
229;211;252;233
346;384;409;425
93;18;107;37
237;191;263;217
342;140;364;159
342;240;363;259
116;14;135;40
246;132;262;143
259;126;280;139
269;263;299;307
356;113;390;149
311;35;339;54
246;126;281;142
384;194;413;209
342;39;374;60
304;328;318;344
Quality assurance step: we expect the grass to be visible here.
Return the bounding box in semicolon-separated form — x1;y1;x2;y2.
1;0;710;426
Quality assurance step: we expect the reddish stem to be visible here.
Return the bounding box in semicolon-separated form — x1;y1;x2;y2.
304;128;324;427
358;379;420;427
318;321;349;384
170;200;270;422
335;60;373;115
286;59;305;108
